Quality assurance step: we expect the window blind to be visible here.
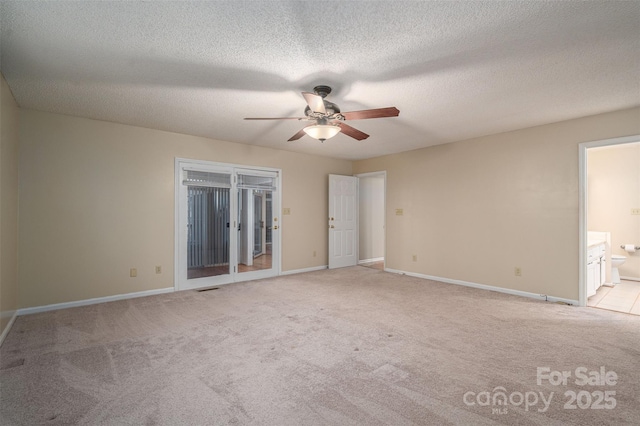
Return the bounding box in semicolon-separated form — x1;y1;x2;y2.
183;170;231;188
237;174;276;191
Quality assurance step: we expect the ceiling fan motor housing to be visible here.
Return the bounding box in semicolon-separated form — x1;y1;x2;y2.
313;85;332;98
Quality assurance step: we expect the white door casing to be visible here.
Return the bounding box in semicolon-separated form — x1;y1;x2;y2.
329;174;358;269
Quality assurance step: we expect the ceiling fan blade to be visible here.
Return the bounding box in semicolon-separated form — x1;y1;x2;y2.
288;127;308;141
336;122;369;140
244;117;306;120
302;92;326;114
341;107;400;120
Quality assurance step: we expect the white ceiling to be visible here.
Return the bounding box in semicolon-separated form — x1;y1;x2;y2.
1;1;639;161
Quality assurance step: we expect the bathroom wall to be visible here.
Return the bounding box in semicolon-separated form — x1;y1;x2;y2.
358;175;385;262
588;142;640;280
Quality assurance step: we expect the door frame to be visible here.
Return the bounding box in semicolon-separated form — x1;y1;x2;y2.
356;171;387;270
174;158;282;291
578;134;640;307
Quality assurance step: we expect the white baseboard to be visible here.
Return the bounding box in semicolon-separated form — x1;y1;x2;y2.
0;311;18;347
384;268;579;306
17;287;175;316
358;257;384;264
281;265;328;276
620;276;640;282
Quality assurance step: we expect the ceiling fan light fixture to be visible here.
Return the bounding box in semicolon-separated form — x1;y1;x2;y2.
303;124;341;142
245;85;398;142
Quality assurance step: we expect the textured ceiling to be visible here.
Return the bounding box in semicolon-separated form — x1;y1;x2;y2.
1;1;639;161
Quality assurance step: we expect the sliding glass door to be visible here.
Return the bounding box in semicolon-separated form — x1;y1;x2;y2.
176;160;280;290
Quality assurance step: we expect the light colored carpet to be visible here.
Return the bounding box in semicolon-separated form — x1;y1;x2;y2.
1;266;639;425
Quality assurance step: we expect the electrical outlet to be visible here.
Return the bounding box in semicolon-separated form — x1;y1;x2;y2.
156;266;162;274
412;255;417;262
631;208;640;215
130;268;137;277
515;267;522;277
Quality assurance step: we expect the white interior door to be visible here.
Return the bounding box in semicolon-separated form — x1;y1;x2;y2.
329;174;358;269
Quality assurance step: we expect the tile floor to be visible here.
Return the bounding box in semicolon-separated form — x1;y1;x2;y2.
588;279;640;316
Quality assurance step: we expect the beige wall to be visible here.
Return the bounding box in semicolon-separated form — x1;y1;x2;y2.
0;73;20;333
354;107;640;301
359;175;385;261
10;103;640;309
18;110;351;308
588;142;640;279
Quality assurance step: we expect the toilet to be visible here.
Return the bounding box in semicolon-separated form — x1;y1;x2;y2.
611;255;626;284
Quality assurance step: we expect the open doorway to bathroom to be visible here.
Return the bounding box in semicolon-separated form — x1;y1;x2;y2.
357;172;386;271
581;137;640;315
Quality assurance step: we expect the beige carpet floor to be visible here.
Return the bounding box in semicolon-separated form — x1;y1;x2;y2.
1;266;639;425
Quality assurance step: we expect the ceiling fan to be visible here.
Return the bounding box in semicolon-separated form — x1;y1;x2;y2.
244;85;400;142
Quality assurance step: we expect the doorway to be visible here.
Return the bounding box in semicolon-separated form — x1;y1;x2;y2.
579;135;640;311
327;173;386;270
357;172;386;271
175;159;281;291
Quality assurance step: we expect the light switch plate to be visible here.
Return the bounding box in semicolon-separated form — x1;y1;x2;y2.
395;208;403;216
283;207;291;215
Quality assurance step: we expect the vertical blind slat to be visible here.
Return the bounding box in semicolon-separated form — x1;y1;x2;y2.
187;186;230;270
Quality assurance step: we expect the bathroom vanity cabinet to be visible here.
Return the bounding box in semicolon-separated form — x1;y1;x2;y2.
587;242;606;298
